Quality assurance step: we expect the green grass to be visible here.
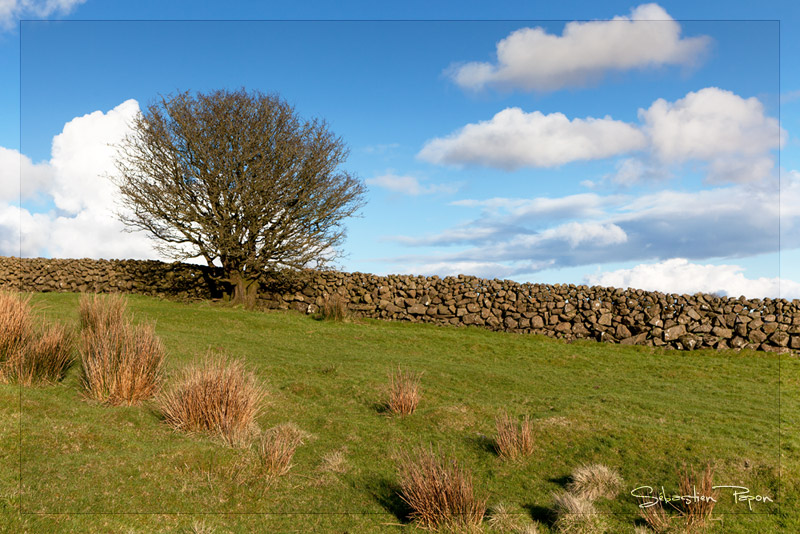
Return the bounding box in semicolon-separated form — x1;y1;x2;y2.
0;292;797;533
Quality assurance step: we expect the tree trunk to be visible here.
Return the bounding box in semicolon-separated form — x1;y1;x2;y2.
228;271;260;309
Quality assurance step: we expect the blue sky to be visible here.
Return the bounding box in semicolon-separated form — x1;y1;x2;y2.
2;0;800;299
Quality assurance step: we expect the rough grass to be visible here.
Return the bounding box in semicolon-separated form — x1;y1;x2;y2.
551;491;605;534
566;463;623;501
319;293;350;322
0;292;75;385
256;423;307;478
677;463;719;532
494;411;534;460
11;322;75;386
2;292;791;533
79;292;127;332
396;446;487;531
158;354;264;446
387;367;422;415
80;320;165;405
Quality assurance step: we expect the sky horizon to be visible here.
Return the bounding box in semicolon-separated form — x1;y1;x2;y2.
2;1;799;300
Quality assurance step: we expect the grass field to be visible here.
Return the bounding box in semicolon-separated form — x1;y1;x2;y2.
1;292;797;533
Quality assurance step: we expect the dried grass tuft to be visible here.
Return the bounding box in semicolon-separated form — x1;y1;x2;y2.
159;355;264;446
319;294;350;322
566;463;622;501
494;411;534;460
387;367;422;415
0;292;75;385
677;463;718;531
256;423;306;478
80;320;164;405
79;293;127;332
396;446;486;531
551;491;605;534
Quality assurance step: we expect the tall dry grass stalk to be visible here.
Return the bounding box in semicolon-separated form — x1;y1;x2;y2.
387;367;422;415
11;322;75;385
79;293;128;332
566;463;622;501
0;292;75;385
159;355;264;446
0;292;33;382
494;411;534;460
638;499;673;533
636;463;718;533
256;423;306;478
551;491;605;534
396;446;486;531
80;321;164;405
319;294;350;322
677;463;718;531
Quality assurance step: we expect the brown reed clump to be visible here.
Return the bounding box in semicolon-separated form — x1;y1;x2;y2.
159;355;264;446
638;498;674;533
0;292;75;385
256;423;306;478
494;411;534;460
79;293;128;332
12;322;75;386
677;463;718;531
0;292;33;381
566;463;623;501
636;463;719;533
396;446;487;531
319;293;350;322
80;320;164;405
387;367;422;416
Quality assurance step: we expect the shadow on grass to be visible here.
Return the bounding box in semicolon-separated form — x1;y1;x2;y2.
463;433;497;456
371;402;391;415
362;475;412;525
548;474;572;488
522;503;555;528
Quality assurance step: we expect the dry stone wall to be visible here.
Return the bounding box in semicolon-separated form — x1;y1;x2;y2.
2;256;798;353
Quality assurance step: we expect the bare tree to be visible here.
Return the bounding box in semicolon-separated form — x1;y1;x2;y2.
112;88;366;305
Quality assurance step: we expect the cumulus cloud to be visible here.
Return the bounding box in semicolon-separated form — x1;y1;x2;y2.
0;146;54;202
418;108;646;170
448;3;709;92
0;0;86;30
366;173;459;195
639;87;784;183
585;258;800;300
0;99;173;261
385;170;800;289
49;99;140;214
420;88;780;184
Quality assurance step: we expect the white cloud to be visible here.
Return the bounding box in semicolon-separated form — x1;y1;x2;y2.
385;170;800;283
420;88;780;184
537;221;627;248
0;99;174;261
0;0;86;31
0;146;54;202
408;261;517;279
452;193;611;220
366;173;459;195
585;258;800;300
448;3;709;92
50;99;139;214
0;204;51;257
418;108;646;170
604;157;670;187
639;87;784;183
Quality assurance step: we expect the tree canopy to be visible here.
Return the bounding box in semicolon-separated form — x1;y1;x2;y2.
113;88;366;304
